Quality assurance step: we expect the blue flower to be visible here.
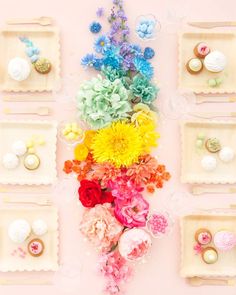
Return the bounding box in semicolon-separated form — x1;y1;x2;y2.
103;46;122;69
130;44;142;57
89;22;102;34
81;53;97;67
94;35;110;53
144;47;155;59
93;58;104;71
133;57;154;80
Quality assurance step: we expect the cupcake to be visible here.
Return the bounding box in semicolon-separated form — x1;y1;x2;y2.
12;140;27;156
202;247;218;264
8;219;31;243
28;239;44;257
8;57;31;81
204;51;227;73
186;58;203;74
2;153;19;170
201;155;217;171
32;219;48;236
194;42;210;58
24;154;40;170
205;138;221;153
195;228;212;245
34;58;52;74
214;231;236;251
219;147;235;163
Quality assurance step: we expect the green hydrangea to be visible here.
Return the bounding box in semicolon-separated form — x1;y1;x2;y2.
130;74;159;104
101;65;131;89
77;75;131;129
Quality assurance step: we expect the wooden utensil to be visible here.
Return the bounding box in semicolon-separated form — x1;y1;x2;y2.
3;196;53;206
188;21;236;29
3;94;54;102
196;96;236;104
3;107;51;116
0;278;53;285
6;16;53;26
192;186;236;195
188;276;236;286
188;112;236;119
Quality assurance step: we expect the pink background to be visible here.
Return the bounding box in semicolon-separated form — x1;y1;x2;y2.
0;0;236;294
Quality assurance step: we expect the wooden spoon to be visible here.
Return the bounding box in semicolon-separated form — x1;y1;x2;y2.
6;16;53;26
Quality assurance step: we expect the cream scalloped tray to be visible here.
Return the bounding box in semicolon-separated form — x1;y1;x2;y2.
0;120;57;185
180;212;236;278
181;120;236;184
178;31;236;94
0;26;60;92
0;207;59;272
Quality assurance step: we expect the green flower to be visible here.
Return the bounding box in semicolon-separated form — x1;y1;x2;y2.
77;75;131;129
101;65;131;89
130;74;159;104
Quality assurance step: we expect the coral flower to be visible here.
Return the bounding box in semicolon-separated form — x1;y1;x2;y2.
91;121;143;167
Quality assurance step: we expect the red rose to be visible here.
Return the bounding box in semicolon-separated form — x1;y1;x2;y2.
78;180;114;208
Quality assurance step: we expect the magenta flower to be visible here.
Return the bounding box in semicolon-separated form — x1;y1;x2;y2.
108;176;143;201
114;195;149;228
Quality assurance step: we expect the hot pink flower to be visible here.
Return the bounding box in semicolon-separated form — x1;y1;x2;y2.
80;204;123;252
114;195;149;228
108;176;143;201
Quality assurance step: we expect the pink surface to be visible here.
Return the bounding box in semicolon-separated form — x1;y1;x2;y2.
0;0;236;294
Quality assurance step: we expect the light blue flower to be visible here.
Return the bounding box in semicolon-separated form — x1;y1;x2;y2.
94;35;110;53
81;53;97;67
133;57;154;80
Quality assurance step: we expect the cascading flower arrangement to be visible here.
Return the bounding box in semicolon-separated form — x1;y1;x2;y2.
63;1;171;294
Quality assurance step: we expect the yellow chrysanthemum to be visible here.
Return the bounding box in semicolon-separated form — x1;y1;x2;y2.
131;103;156;127
91;121;143;167
83;130;97;149
74;143;89;161
137;124;160;153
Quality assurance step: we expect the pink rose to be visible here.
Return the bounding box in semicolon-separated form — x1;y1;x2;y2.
80;204;123;252
114;195;149;228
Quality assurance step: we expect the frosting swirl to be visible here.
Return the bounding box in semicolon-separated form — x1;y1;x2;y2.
204;50;227;73
214;231;236;251
8;57;31;81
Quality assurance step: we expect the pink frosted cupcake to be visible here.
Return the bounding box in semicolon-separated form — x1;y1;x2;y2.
214;231;236;251
194;42;210;58
195;228;212;245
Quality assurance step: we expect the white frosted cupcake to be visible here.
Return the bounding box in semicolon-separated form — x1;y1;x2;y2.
201;155;217;171
12;140;27;156
219;147;235;163
2;153;19;170
204;51;227;73
32;219;48;236
8;57;31;81
8;219;31;243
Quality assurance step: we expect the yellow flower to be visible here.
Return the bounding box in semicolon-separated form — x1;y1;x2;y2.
131;103;156;127
84;130;97;149
74;143;89;161
138;124;160;153
91;121;143;167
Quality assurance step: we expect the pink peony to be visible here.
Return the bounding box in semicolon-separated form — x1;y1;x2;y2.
80;204;123;252
118;228;152;261
114;195;149;228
